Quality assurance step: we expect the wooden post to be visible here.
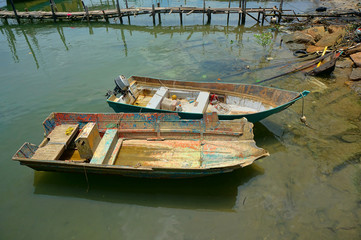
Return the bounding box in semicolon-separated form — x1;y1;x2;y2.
261;8;265;26
102;10;109;23
115;0;123;24
207;7;211;25
8;0;20;24
257;6;261;22
125;0;130;23
278;0;284;23
227;0;231;25
157;2;161;24
203;0;205;25
179;6;183;25
152;4;156;25
241;0;246;25
49;0;57;23
238;0;241;25
81;1;90;23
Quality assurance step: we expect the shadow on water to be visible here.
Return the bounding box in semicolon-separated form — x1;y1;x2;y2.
33;164;264;211
254;120;286;154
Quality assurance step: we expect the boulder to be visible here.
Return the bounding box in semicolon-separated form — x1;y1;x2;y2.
315;32;345;47
314;25;346;47
336;58;354;68
282;32;315;45
302;26;326;42
306;45;325;53
350;52;361;67
349;68;361;81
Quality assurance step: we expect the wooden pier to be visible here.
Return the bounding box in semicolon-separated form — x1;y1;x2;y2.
1;0;360;26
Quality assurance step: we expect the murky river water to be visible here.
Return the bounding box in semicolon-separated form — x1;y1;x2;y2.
1;0;361;239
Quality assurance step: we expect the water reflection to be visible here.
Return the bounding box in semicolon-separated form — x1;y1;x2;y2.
0;23;268;72
33;165;264;211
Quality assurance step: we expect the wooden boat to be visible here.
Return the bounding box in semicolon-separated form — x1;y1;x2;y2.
306;51;341;76
12;112;269;179
106;75;310;122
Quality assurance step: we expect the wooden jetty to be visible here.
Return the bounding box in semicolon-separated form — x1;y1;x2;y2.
1;0;360;26
0;6;289;24
0;0;300;26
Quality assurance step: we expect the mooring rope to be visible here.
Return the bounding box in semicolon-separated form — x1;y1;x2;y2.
83;165;90;192
299;91;314;129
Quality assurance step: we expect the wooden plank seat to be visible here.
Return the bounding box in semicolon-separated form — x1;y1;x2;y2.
31;124;79;160
191;91;210;114
146;87;169;109
90;129;118;165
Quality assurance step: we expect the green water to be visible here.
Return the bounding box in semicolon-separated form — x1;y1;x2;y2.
1;0;361;239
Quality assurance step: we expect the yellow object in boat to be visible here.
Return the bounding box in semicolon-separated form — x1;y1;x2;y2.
171;95;177;100
65;127;74;135
317;46;328;68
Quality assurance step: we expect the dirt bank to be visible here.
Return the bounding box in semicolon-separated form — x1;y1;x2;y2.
317;0;360;11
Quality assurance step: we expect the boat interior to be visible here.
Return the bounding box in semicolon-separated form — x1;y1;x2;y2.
108;81;274;115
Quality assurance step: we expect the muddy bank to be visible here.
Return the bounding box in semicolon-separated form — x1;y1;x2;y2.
317;0;360;11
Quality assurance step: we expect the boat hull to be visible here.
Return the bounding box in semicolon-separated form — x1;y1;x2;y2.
12;112;269;179
106;76;310;122
19;160;239;179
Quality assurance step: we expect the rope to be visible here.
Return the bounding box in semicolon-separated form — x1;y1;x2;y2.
299;91;314;129
83;165;90;192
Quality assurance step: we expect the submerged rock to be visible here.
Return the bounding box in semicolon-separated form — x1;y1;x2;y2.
282;32;315;45
287;43;307;51
336;58;354;68
349;68;361;81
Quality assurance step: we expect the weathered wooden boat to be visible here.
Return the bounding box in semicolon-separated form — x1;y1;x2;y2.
106;75;310;122
12;112;269;178
306;51;341;76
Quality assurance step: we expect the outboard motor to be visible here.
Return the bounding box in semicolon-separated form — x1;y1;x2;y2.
105;75;136;100
114;75;130;95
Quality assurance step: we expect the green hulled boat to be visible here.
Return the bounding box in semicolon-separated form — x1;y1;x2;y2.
106;75;309;122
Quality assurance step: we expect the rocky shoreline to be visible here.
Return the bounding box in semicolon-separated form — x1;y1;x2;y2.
280;10;361;96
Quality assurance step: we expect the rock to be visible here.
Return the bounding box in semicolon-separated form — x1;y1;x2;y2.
314;26;346;47
302;26;326;42
349;68;361;81
287;43;307;51
336;58;354;68
282;32;315;45
315;32;345;47
328;25;346;34
306;45;325;53
341;134;359;143
349;81;361;96
350;52;361;67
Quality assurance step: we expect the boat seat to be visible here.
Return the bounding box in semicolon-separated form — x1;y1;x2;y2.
90;129;118;165
31;124;79;160
191;91;210;114
146;87;169;109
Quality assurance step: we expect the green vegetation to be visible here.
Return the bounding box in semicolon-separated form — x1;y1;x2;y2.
253;32;273;47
